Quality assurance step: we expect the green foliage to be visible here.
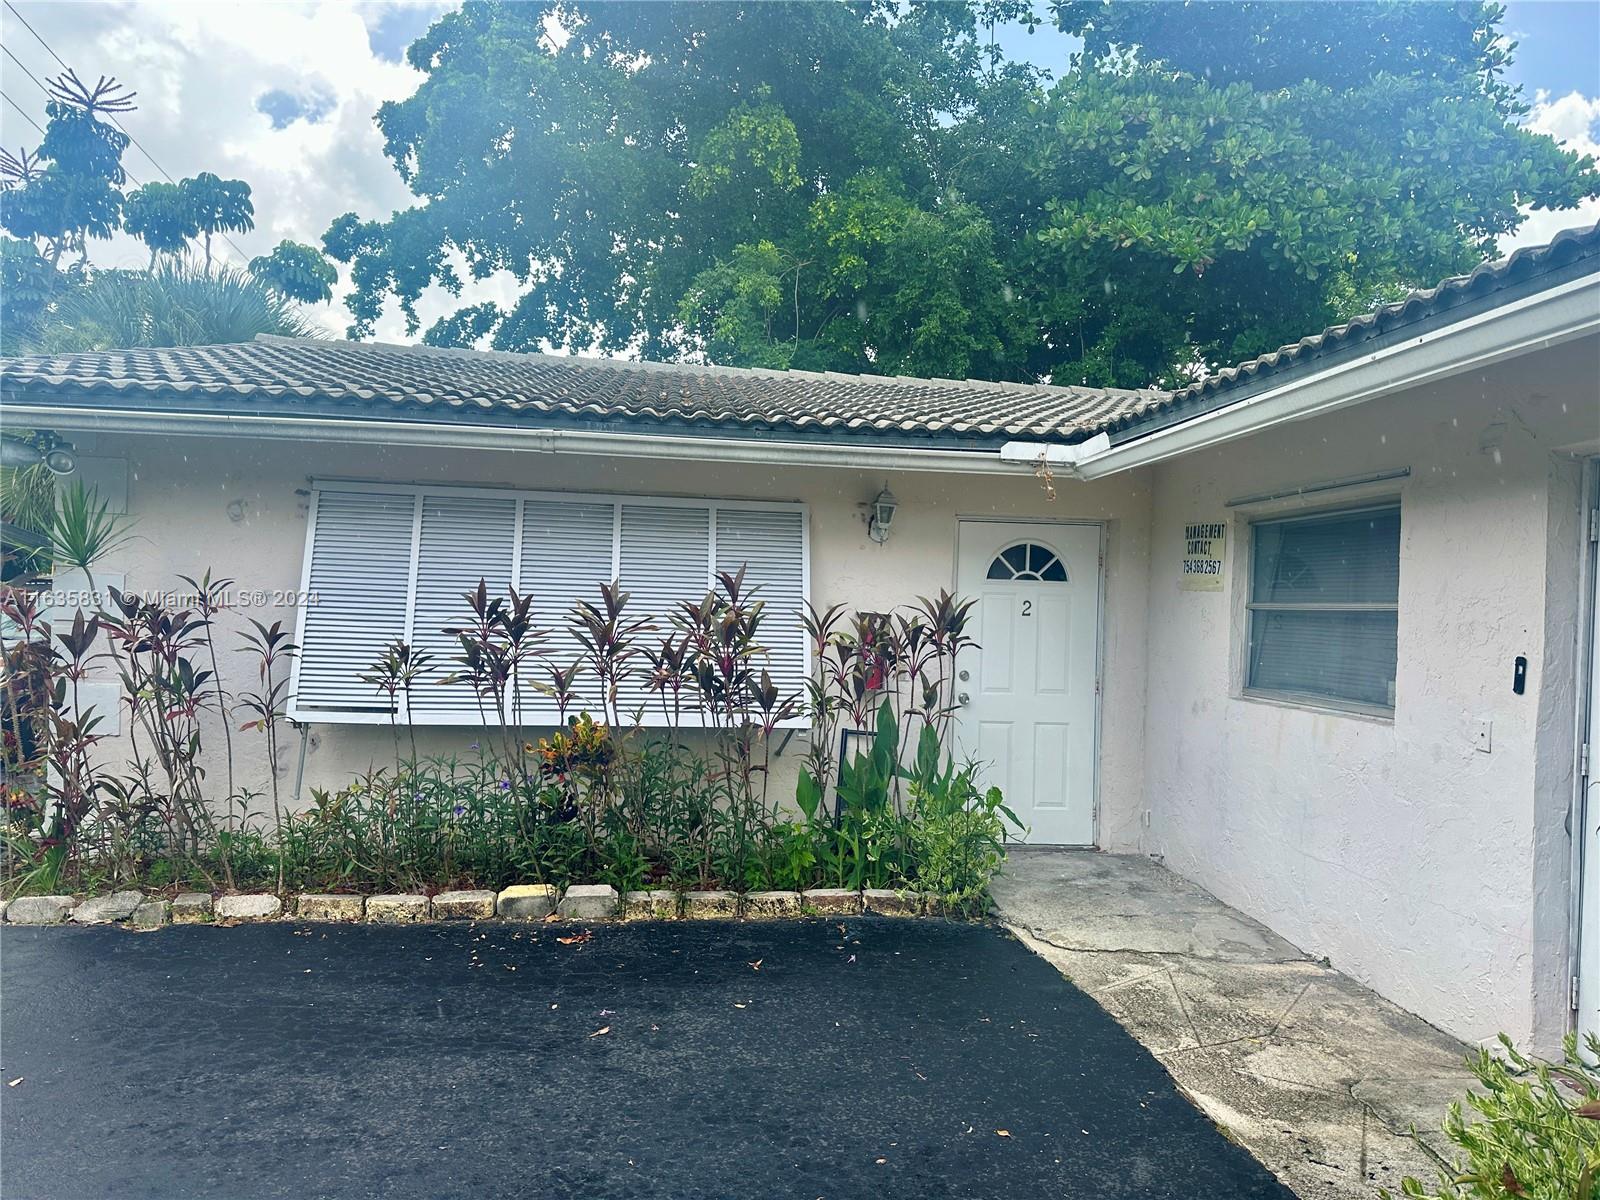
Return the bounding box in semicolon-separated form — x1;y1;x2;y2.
1023;0;1599;379
122;174;262;272
35;262;321;352
281;760;551;893
324;0;1596;386
1;73;134;268
180;171;254;270
834;699;900;816
249;239;338;304
797;701;1021;901
44;481;136;587
1386;1033;1600;1200
0;237;69;352
3;562;1015;909
0;447;56;579
904;723;1018;909
2;69;326;352
1056;1;1518;94
676;241;799;371
688;93;804;205
324;0;1043;359
122;181;199;266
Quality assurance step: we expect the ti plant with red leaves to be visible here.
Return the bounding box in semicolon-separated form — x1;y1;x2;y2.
236;618;298;893
670;566;799;886
442;580;551;788
802;590;976;799
360;639;433;779
3;550;1010;908
103;588;213;856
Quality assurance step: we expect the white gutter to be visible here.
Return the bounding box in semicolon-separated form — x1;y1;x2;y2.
1006;272;1600;481
997;432;1109;469
0;402;1034;476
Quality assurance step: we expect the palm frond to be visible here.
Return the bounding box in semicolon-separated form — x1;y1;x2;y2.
39;262;325;351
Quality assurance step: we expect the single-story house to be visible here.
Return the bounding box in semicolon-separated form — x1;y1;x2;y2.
3;224;1598;1056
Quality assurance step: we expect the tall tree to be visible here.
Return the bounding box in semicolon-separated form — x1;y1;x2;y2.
182;171;254;271
0;69;333;354
0;72;134;268
1031;0;1598;381
325;0;1040;375
249;239;338;304
122;180;198;267
312;1;1590;383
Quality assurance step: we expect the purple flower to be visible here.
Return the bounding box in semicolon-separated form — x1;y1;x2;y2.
498;779;510;790
469;741;480;751
453;804;466;817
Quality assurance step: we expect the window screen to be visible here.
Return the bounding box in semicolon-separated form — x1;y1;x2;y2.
289;483;809;727
1246;505;1400;711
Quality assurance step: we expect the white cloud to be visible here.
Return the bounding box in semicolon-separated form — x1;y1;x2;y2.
1502;89;1600;252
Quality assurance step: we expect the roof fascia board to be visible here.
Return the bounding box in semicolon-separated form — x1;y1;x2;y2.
0;402;1025;476
1071;272;1600;480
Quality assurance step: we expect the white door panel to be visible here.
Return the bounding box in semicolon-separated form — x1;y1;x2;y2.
955;521;1100;845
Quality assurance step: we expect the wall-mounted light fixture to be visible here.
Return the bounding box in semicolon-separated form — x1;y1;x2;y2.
866;485;897;544
1;431;76;476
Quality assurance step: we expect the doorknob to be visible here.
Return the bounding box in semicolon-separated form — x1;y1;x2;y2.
957;691;971;706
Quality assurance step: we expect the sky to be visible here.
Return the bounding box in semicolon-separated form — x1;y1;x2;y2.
1;0;1597;344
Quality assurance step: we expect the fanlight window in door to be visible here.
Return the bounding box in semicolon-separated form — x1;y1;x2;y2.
986;542;1068;582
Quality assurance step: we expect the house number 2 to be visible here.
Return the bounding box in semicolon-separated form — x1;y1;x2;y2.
1021;599;1033;617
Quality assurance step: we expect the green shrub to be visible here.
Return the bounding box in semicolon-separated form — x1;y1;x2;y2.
5;567;1020;907
1387;1033;1600;1200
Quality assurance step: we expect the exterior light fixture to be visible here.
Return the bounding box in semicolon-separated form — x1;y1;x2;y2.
867;485;897;544
1;432;75;476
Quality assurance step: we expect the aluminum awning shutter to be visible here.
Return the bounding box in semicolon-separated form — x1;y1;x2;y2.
287;481;810;727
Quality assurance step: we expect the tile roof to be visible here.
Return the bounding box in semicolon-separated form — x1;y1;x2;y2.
1158;220;1600;415
0;336;1167;448
2;223;1593;451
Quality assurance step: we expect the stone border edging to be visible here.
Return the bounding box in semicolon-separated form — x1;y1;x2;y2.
2;884;948;930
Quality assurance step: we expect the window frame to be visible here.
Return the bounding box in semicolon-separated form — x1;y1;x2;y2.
985;540;1070;583
286;478;811;728
1242;501;1401;719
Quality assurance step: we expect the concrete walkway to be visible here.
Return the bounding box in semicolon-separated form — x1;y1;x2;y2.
991;849;1477;1200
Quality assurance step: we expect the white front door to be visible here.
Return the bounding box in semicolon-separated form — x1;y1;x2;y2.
954;521;1101;845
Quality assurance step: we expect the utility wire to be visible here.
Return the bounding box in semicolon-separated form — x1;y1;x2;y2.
2;41;145;185
3;0;251;265
1;1;65;72
2;42;51;98
1;89;46;136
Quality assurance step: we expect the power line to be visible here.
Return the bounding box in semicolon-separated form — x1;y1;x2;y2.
3;0;251;265
0;89;46;137
2;42;51;98
2;42;146;186
1;1;65;73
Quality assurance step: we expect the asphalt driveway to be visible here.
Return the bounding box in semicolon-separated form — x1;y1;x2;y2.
1;917;1292;1200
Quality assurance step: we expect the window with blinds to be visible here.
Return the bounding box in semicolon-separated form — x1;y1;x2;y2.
288;482;810;727
1245;504;1400;713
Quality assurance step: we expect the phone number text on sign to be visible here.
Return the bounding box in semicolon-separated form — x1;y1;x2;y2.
1180;521;1225;592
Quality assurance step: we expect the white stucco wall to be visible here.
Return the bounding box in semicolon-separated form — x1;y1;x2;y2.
44;333;1596;1051
1140;335;1600;1051
68;433;1154;850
